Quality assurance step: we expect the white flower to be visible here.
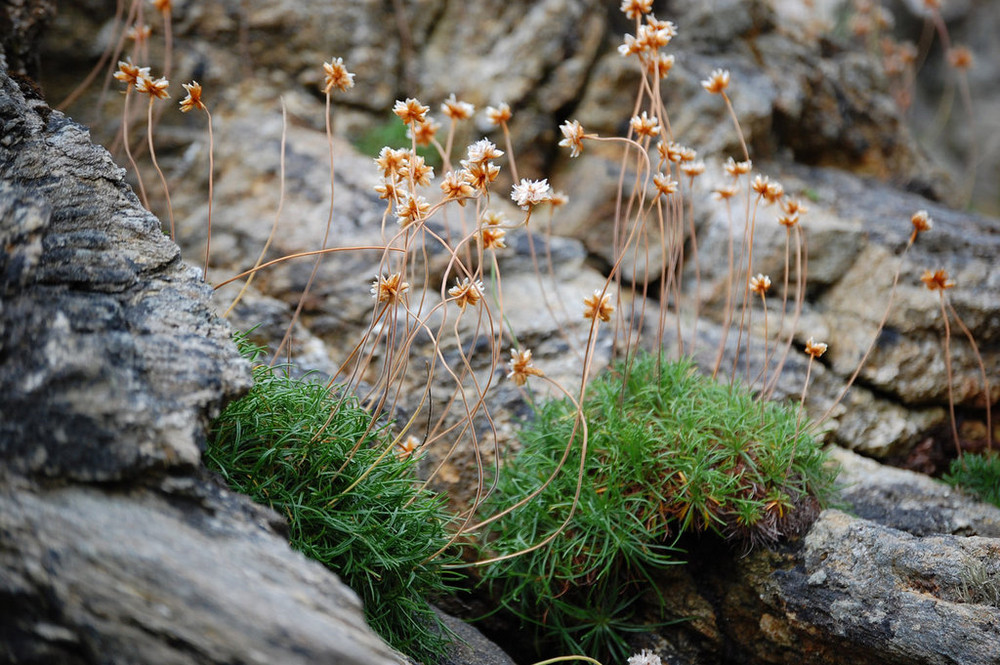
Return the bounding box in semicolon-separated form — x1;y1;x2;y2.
627;650;662;665
510;178;552;210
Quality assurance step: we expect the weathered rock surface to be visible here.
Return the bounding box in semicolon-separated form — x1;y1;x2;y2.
640;448;1000;665
0;55;412;665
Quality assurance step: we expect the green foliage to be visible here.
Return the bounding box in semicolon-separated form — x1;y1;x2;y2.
943;452;1000;508
205;338;459;663
353;113;442;169
480;353;837;661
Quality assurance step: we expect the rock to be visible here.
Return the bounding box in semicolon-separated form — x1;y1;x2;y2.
0;55;408;665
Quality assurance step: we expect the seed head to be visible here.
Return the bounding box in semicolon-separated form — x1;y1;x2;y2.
397;435;420;459
911;210;933;234
482;210;506;226
114;60;148;88
763;181;784;204
448;277;485;309
777;213;799;228
179;81;206;113
627;650;663;665
782;198;809;216
558;119;586;158
749;273;771;295
680;160;706;178
371;273;410;305
511;178;552;210
701;69;730;95
645;53;676;79
393;97;429;125
465;138;504;165
440;171;475;205
406;154;435;187
713;183;739;201
152;0;172;11
583;290;614;323
921;268;955;291
485;103;512;126
479;226;507;250
462;161;501;192
751;174;770;196
948;46;974;69
620;0;653;20
396;192;430;228
126;24;152;43
804;337;828;359
135;74;170;100
442;93;475;121
322;57;355;94
725;157;752;177
374;176;403;202
507;348;544;386
630;111;660;139
549;190;569;207
375;147;409;178
653;172;679;197
408;117;441;147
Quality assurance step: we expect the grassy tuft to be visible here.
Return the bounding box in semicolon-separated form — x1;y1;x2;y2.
943;452;1000;508
204;336;460;663
480;352;837;661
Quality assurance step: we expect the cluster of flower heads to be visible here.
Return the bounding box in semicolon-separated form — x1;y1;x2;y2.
618;1;678;79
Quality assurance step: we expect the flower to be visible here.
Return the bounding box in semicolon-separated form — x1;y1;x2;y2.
749;273;771;295
763;180;784;204
485;103;512;126
620;0;653;19
408;118;440;147
627;650;662;665
777;213;799;228
406;154;434;187
701;68;730;94
465;139;504;165
135;74;170;99
558;119;586;158
653;172;678;197
371;273;410;305
680;160;706;178
713;183;739;200
645;53;676;79
440;171;475;205
397;435;420;459
322;57;355;94
658;141;685;163
549;190;569;207
448;277;485;309
125;24;151;43
920;268;955;291
374;176;403;202
511;178;552;210
463;161;501;192
479;226;507;250
630;111;660;139
782;198;809;216
507;348;544;386
583;289;614;322
114;60;148;88
393;97;429;125
441;93;474;121
751;174;770;197
482;210;506;226
396;192;430;228
911;210;933;234
374;147;409;178
179;81;206;113
947;45;974;70
725;157;753;177
152;0;172;11
804;337;828;359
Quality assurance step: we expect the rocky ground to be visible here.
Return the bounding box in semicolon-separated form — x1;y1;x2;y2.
2;0;999;664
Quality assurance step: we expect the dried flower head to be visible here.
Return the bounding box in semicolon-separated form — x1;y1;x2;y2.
782;198;809;216
397;435;420;459
479;225;507;250
152;0;172;11
725;157;753;177
448;277;485;309
406;154;435;187
645;52;676;79
713;183;739;200
393;97;429;125
558;119;586;158
804;337;828;359
463;161;501;192
485;103;512;126
114;60;148;88
482;210;506;226
627;650;663;665
396;192;430;228
680;160;706;178
749;273;772;295
620;0;653;19
549;190;569;207
442;93;475;121
763;180;784;204
408;117;441;147
135;74;170;99
653;172;679;197
701;68;730;94
511;178;552;210
322;57;355;94
375;147;409;178
948;45;974;70
126;24;152;43
465;138;504;165
777;213;799;228
440;171;475;205
911;209;933;235
751;174;770;197
179;81;206;113
371;272;410;305
630;111;660;139
507;348;544;386
921;268;955;291
374;176;403;202
583;289;614;322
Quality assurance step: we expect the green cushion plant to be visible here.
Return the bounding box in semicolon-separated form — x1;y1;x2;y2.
204;337;459;663
943;452;1000;508
480;352;838;661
